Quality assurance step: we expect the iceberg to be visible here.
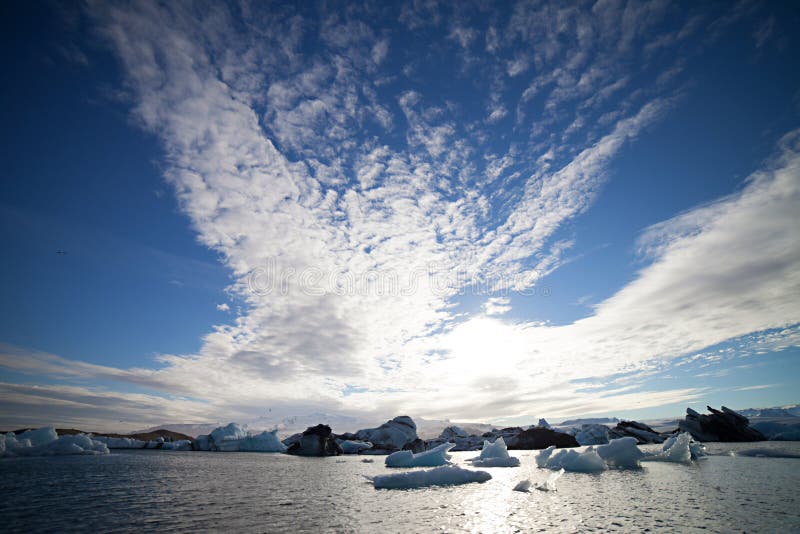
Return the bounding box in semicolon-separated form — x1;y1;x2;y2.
386;442;454;467
574;424;610;445
468;436;520;467
596;437;645;469
372;465;491;489
145;438;165;449
608;420;666;444
16;427;58;447
536;468;565;491
196;424;286;452
535;445;606;472
1;428;109;457
211;422;248;444
225;430;286;452
339;440;372;454
679;406;766;442
537;418;551;429
477;436;510;460
642;432;692;463
355;416;419;451
285;425;340;456
439;425;469;440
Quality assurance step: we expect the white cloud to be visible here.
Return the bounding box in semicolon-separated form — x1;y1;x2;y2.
483;297;512;316
216;303;230;312
2;1;795;428
734;384;778;392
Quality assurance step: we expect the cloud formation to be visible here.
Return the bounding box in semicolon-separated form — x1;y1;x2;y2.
1;1;797;428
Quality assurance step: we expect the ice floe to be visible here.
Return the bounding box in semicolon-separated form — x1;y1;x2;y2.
385;442;454;467
371;465;491;489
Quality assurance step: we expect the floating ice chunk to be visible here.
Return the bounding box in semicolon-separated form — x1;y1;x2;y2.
197;424;285;452
536;468;565;491
478;436;511;460
735;448;800;459
467;436;520;467
471;456;521;467
596;437;644;469
339;440;372;454
355;416;418;451
1;429;109;457
386;442;454;467
537;447;606;472
642;432;692;463
513;479;532;492
372;465;491;489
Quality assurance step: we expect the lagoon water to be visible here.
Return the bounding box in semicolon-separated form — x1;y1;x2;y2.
2;442;799;532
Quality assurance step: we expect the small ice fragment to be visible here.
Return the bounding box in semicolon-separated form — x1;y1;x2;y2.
339;440;372;454
513;479;532;492
736;448;800;459
471;456;521;467
536;468;565;491
386;442;455;467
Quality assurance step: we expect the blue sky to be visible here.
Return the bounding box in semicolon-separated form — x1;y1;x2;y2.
1;0;798;431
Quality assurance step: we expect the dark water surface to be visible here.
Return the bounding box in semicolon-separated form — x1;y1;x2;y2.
1;442;799;532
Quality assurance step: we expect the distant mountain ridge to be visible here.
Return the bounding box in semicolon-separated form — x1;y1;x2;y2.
737;405;800;418
556;417;620;426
